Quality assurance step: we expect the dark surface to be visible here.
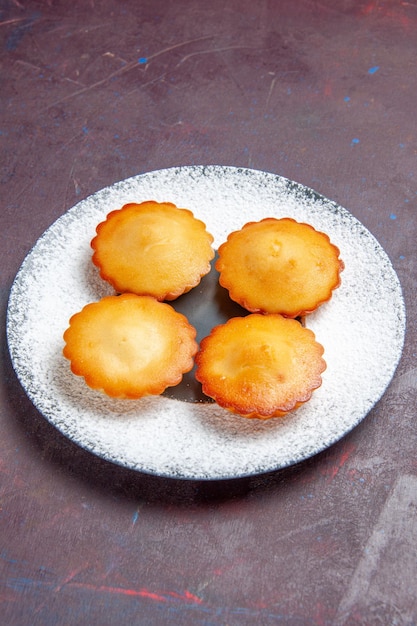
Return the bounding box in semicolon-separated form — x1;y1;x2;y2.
1;1;416;624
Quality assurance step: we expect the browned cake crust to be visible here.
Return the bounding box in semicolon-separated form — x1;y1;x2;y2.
91;200;215;300
216;217;344;317
195;314;326;419
63;294;198;398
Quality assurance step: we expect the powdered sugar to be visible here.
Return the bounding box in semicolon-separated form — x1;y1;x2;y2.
7;166;405;479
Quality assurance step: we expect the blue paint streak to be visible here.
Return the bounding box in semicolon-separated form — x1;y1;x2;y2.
1;551;19;565
351;138;360;145
7;577;38;592
368;65;380;74
138;57;147;64
6;13;40;51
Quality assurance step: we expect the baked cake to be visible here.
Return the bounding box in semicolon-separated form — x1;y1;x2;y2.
91;201;214;300
63;293;198;398
216;217;344;317
195;313;326;419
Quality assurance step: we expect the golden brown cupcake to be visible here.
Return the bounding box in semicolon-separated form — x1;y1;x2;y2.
195;314;326;419
216;217;344;318
91;201;215;301
63;294;198;398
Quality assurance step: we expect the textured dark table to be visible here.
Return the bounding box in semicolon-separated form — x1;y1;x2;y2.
1;1;416;624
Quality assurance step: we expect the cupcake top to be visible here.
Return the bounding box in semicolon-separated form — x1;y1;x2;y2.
91;201;214;301
63;293;198;399
216;217;344;317
195;313;326;419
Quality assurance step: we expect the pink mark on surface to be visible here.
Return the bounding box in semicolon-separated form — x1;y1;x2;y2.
361;0;414;28
65;582;204;605
321;442;356;481
54;566;89;592
323;80;333;97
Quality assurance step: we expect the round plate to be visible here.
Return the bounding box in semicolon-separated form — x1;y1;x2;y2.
6;166;405;480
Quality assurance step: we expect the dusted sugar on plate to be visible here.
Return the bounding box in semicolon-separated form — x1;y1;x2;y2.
63;294;198;399
195;314;326;419
216;217;344;318
91;200;215;301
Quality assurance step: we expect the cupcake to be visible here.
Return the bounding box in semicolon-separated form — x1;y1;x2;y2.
216;217;344;318
91;201;215;301
63;293;198;398
195;313;326;419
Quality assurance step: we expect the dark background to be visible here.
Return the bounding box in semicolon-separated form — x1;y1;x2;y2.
1;1;416;624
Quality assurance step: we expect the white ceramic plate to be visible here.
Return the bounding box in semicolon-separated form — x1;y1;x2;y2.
7;166;405;480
